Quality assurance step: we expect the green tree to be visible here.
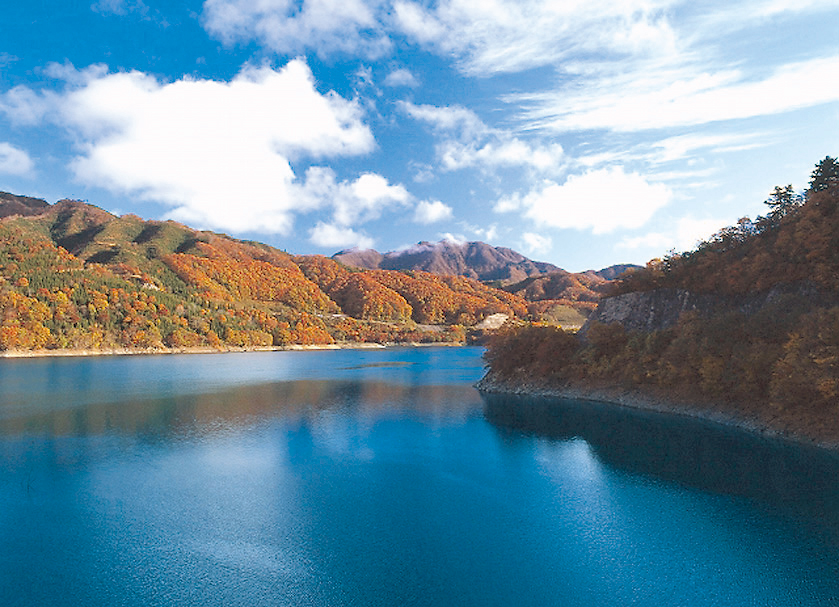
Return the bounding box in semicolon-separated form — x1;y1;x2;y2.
764;184;800;218
808;156;839;193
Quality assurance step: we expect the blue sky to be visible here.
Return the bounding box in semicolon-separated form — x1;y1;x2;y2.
1;0;838;271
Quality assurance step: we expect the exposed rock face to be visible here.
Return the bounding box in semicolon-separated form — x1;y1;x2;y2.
584;283;834;334
474;313;509;330
584;289;714;332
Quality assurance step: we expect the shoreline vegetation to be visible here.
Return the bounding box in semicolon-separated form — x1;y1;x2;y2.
0;192;612;357
0;193;535;354
475;374;839;455
0;340;465;359
480;159;839;455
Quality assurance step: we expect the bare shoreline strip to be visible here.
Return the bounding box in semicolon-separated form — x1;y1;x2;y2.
0;341;465;359
476;374;839;456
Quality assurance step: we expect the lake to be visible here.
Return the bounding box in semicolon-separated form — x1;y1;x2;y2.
1;346;838;606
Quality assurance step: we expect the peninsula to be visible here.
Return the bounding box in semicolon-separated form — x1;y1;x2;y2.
479;157;839;450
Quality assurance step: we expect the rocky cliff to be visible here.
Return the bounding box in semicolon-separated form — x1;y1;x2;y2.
583;282;833;334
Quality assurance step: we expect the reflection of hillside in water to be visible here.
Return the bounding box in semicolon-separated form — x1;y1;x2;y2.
0;381;481;439
482;393;839;526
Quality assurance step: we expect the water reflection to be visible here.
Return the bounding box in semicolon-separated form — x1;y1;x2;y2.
482;393;839;526
4;349;839;606
0;380;482;440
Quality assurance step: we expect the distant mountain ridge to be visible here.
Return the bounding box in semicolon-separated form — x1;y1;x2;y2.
334;241;639;316
332;240;641;285
334;240;561;284
334;240;638;285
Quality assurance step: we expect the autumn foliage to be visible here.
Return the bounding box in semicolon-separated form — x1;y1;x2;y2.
0;197;530;351
485;171;839;438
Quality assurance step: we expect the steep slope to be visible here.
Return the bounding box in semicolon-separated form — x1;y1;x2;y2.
0;192;51;219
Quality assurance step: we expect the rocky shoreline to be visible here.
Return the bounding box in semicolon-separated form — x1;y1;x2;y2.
476;372;839;455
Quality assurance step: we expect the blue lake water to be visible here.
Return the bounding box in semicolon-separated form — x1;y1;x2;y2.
1;346;838;606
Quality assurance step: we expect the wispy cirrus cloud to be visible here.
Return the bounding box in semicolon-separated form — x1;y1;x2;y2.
392;0;679;76
574;131;769;174
400;101;563;175
91;0;149;17
515;55;839;133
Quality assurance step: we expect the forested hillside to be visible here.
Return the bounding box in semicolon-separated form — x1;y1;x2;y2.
482;157;839;442
0;196;530;352
335;239;634;325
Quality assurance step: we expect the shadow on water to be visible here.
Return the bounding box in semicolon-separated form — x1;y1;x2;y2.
482;392;839;523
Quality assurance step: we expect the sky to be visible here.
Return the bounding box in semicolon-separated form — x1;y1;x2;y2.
1;1;838;272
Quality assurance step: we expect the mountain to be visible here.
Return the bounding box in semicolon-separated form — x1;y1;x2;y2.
0;195;531;352
333;240;562;284
0;191;51;219
334;242;639;311
503;270;609;309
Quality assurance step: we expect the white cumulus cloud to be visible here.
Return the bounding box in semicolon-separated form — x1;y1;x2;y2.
399;101;487;139
413;199;453;223
384;68;419;87
521;232;552;255
440;232;466;245
497;167;672;234
202;0;391;58
0;85;60;125
310;222;375;250
0;143;34;176
297;168;410;226
52;60;375;233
